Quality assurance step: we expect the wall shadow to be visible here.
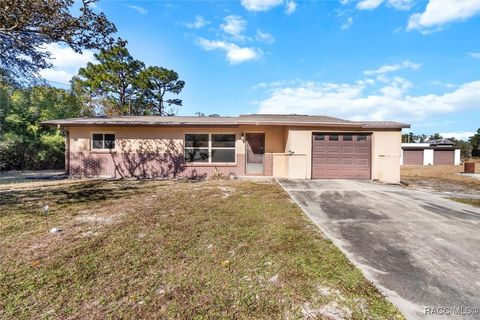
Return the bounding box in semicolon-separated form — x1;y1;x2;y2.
112;139;206;180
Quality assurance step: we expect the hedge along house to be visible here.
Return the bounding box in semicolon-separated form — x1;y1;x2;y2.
42;114;409;183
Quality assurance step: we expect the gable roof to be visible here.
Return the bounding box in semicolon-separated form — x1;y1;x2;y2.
41;114;410;129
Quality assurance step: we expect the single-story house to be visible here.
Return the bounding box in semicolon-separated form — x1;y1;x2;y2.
42;114;409;183
401;139;461;166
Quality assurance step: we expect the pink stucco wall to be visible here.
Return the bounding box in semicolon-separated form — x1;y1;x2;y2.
69;152;248;179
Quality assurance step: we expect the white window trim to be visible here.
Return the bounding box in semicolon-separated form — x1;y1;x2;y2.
90;132;116;151
184;133;236;165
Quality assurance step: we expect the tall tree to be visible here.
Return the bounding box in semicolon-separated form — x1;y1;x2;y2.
401;132;428;143
470;129;480;157
0;79;84;170
75;42;145;116
0;0;117;78
138;67;185;116
75;43;185;116
429;133;443;141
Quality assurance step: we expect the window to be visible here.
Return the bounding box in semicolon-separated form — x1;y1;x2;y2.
92;133;115;150
329;134;339;141
357;135;368;142
211;134;236;163
343;134;353;141
184;133;236;163
185;134;209;163
314;135;325;140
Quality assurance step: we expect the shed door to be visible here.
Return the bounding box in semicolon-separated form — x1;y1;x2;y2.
312;133;371;179
433;150;454;165
403;150;423;165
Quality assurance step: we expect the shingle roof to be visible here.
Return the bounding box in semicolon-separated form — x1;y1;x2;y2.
41;114;410;129
427;138;454;145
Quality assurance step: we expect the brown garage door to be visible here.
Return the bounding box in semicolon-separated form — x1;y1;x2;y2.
434;150;454;165
403;150;423;165
312;133;371;179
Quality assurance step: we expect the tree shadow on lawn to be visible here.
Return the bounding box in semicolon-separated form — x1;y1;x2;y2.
0;180;165;211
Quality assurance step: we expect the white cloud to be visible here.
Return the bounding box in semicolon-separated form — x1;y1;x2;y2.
127;5;147;14
363;60;421;75
185;15;210;29
256;62;480;123
439;131;475;140
377;76;413;98
241;0;283;12
221;15;247;40
357;0;384;10
387;0;413;10
40;69;76;85
407;0;480;31
251;79;301;90
285;1;297;14
240;0;297;14
467;52;480;59
197;38;262;64
256;30;275;44
341;17;353;30
257;79;480;122
39;43;95;84
357;0;412;10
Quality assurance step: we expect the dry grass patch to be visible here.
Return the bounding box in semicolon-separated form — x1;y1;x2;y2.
0;179;402;319
401;165;480;193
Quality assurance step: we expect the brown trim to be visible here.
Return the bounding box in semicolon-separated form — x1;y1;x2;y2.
184;163;237;167
41;119;409;130
90;150;117;154
402;147;459;150
47;124;241;128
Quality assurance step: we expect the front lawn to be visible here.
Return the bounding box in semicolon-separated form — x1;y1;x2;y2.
0;179;402;319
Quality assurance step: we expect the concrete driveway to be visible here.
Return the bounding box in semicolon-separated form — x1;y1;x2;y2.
279;179;480;320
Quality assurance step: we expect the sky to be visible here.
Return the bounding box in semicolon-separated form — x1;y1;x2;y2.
41;0;480;139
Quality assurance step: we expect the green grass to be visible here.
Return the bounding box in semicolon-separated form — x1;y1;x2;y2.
0;179;403;319
449;197;480;207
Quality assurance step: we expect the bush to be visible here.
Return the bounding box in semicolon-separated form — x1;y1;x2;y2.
0;131;65;171
38;132;65;169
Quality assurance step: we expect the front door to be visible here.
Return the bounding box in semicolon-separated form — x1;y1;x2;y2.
246;133;265;175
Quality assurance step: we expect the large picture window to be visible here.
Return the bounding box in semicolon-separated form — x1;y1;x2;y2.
92;133;115;150
184;133;236;164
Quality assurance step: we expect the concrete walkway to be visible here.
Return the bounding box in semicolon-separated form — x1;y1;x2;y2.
279;179;480;320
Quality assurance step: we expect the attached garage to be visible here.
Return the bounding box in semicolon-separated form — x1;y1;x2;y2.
433;150;455;165
312;133;371;179
403;149;424;165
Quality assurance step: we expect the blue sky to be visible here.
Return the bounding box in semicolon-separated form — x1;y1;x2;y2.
42;0;480;139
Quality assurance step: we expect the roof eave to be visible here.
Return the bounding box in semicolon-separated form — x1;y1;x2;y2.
40;121;241;128
361;124;410;129
41;120;411;129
